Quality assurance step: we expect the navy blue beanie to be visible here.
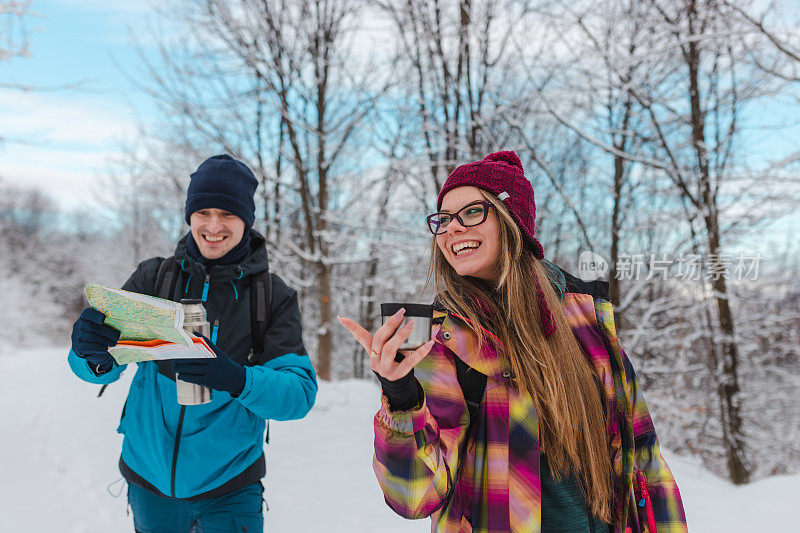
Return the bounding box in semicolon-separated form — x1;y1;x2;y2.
184;155;258;228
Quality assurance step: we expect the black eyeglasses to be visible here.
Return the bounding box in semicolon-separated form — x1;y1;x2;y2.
427;201;494;235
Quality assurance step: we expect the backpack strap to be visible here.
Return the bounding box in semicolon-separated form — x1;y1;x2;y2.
448;264;608;425
557;266;609;300
248;270;272;365
153;256;181;382
455;356;487;423
248;269;273;445
155;256;180;300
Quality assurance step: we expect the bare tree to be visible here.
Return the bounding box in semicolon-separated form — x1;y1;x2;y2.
0;0;30;144
512;0;657;305
623;0;774;484
98;139;186;266
374;0;533;195
0;179;95;344
518;0;800;483
131;0;383;379
721;0;800;84
0;178;55;260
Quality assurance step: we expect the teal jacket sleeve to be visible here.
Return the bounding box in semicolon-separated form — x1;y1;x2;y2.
234;274;317;420
67;349;127;384
236;353;317;420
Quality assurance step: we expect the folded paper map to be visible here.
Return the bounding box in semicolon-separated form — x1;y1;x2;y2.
109;337;216;365
84;284;216;365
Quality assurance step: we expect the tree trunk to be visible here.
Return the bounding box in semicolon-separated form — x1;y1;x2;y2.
609;79;632;308
356;255;380;378
609;154;622;307
687;2;749;482
704;217;749;483
316;263;333;380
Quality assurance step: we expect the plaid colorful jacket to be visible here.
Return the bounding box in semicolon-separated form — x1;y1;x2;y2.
373;293;687;532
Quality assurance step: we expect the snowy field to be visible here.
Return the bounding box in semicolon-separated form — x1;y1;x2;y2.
1;347;796;532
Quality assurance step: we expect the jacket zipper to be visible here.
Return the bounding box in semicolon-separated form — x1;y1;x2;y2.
211;319;220;344
201;274;210;302
636;470;657;532
171;405;186;497
170;270;206;496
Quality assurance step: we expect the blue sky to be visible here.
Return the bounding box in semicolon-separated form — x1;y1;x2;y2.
0;0;160;209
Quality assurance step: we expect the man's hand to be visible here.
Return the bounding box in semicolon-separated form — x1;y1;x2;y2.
172;338;246;396
70;308;120;374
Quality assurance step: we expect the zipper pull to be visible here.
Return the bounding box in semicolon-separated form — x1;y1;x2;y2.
211;320;219;345
636;471;649;496
636;470;648;506
202;274;210;302
635;470;657;532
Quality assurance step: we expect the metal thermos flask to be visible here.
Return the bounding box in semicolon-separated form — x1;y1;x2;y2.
176;299;212;405
380;303;433;350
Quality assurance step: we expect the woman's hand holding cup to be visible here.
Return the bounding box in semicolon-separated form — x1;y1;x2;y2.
337;308;436;382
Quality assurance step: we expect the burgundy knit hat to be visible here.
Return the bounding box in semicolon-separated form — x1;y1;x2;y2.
437;150;555;336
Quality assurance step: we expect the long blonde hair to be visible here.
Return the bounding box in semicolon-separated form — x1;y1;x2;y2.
428;190;614;523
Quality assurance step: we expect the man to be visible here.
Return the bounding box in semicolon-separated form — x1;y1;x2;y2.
68;154;318;532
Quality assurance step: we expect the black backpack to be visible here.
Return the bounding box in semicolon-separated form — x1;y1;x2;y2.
453;267;610;425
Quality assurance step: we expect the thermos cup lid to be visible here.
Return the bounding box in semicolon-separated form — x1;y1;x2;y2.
181;299;203;305
380;303;433;317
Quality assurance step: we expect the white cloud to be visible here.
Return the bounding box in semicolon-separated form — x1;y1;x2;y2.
0;90;138;145
49;0;156;15
0;89;140;209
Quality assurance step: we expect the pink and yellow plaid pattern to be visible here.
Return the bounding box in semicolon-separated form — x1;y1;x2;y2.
373;293;687;532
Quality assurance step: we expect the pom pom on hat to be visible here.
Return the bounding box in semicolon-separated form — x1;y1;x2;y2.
484;150;523;169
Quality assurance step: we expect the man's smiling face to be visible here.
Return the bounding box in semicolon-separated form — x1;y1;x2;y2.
189;208;246;260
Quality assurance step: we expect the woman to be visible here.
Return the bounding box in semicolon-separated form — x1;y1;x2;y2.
339;151;687;532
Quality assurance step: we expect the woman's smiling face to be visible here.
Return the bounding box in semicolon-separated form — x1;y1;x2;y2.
435;186;501;283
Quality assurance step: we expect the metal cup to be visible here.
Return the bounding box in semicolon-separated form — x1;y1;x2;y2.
380;303;433;351
177;299;212;406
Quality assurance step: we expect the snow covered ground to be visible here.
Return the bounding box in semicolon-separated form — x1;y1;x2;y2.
1;347;796;532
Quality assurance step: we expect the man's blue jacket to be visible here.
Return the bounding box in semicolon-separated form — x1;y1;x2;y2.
68;231;317;499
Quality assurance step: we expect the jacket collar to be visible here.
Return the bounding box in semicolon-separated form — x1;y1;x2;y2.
435;309;511;382
174;228;269;281
434;292;602;383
